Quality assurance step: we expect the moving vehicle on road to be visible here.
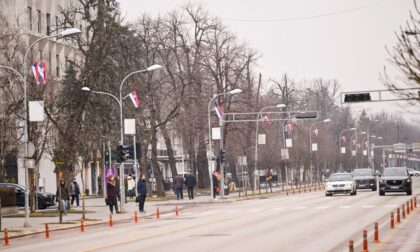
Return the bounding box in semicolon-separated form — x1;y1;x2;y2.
407;168;420;177
0;183;55;209
379;167;412;196
325;173;357;196
352;168;377;191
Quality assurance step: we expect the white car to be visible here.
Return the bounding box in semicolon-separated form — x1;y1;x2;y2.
407;168;420;177
325;173;357;196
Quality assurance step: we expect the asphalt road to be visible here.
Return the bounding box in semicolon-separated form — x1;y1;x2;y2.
4;177;420;252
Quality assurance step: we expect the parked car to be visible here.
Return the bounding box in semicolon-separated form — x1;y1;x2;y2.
407;168;420;177
379;167;412;196
0;183;55;209
325;173;357;196
352;168;377;191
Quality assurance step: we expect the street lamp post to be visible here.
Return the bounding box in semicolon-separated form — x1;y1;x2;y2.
1;28;81;228
207;89;242;199
253;104;286;194
82;64;161;212
309;118;331;185
339;127;356;172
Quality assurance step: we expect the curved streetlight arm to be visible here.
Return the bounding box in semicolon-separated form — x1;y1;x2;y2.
90;90;121;107
119;69;148;96
0;65;24;81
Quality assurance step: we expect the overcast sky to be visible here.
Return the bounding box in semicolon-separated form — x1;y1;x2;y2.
118;0;420;123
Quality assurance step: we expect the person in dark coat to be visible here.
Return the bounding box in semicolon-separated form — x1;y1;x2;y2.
212;171;220;199
70;179;81;207
137;174;148;213
106;175;119;214
185;174;196;200
56;179;70;215
173;174;184;200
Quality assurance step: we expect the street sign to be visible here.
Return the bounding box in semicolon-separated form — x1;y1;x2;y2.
238;156;247;166
124;118;136;135
281;148;289;160
29;101;44;121
212;127;220;140
311;143;318;152
341;147;346;154
363;150;367;156
286;138;293;148
352;150;356;157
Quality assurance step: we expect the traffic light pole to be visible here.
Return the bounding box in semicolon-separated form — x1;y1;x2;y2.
219;118;225;199
133;135;138;196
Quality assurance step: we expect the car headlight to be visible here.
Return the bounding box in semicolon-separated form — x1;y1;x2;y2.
406;179;411;183
380;180;384;183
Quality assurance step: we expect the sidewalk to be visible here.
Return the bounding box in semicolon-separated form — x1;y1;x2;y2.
0;183;322;240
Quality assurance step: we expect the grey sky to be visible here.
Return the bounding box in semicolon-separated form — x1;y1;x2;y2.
119;0;419;123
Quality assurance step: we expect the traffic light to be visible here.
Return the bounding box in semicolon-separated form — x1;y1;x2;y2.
105;150;110;167
116;144;134;163
220;149;226;163
344;93;371;103
295;112;317;119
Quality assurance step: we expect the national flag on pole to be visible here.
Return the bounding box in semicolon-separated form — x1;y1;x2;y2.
129;90;140;108
352;139;356;146
263;114;270;127
313;128;319;137
341;135;347;143
32;61;47;85
214;102;224;119
285;122;293;133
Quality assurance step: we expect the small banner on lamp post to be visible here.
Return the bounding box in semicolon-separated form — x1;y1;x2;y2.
341;147;346;154
212;127;220;140
363;150;367;156
258;134;266;145
124;119;136;135
286;138;293;148
29;101;44;122
352;150;356;156
281;148;289;160
311;143;318;152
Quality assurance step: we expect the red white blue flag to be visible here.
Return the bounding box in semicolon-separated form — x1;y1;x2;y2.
129;90;140;108
32;61;47;85
313;128;319;136
263;114;270;127
214;102;224;119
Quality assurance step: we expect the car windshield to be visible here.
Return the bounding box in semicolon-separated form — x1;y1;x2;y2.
383;168;407;177
328;174;352;181
353;170;372;176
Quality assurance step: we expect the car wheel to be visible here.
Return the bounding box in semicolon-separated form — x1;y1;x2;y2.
351;190;357;196
379;191;385;196
38;201;46;210
407;190;412;196
325;193;332;197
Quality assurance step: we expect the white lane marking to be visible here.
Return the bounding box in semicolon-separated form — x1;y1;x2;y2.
292;206;308;210
316;205;331;209
385;205;398;208
269;207;285;211
362;205;376;208
338;205;353;209
225;210;239;214
197;210;219;216
250;208;262;212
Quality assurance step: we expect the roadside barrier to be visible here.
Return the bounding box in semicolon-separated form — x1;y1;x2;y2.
410;198;414;211
134;211;138;223
407;201;410;215
362;230;368;252
348;240;354;252
157;207;160;219
3;228;9;246
414;197;417;208
397;208;401;223
45;223;50;239
390;212;395;229
81;219;85;232
373;222;380;243
402;204;406;219
175;205;179;216
109;214;113;227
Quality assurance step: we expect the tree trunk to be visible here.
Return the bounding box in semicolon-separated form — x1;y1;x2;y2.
150;124;165;197
161;124;178;178
197;133;209;189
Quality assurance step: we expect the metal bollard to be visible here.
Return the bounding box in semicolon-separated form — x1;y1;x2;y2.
45;223;50;239
390;212;395;229
348;240;354;252
407;201;410;215
175;205;179;216
109;214;113;227
362;230;368;252
397;208;401;223
373;222;380;243
134;211;138;223
81;219;85;232
3;228;9;246
410;198;414;211
157;207;160;219
402;205;406;219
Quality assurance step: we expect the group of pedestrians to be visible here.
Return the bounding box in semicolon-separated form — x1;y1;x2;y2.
173;174;196;200
56;178;81;215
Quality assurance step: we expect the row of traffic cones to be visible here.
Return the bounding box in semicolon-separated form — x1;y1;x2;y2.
348;196;417;252
3;205;181;246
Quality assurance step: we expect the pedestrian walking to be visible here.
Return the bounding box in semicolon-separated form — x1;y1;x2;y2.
70;178;81;207
212;171;221;199
126;174;136;199
185;174;196;200
56;179;70;215
137;174;148;213
106;175;119;214
174;174;185;200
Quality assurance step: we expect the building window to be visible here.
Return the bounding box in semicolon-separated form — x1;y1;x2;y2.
46;13;51;35
27;7;32;30
48;52;52;75
56;54;60;77
37;10;41;33
55;16;59;34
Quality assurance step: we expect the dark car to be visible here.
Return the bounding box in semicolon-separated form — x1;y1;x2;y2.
379;167;413;196
353;168;377;191
0;183;55;209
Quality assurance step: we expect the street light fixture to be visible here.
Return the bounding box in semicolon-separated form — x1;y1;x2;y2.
207;89;242;199
82;64;161;212
339;127;357;172
309;118;331;184
18;27;81;227
253;104;286;193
